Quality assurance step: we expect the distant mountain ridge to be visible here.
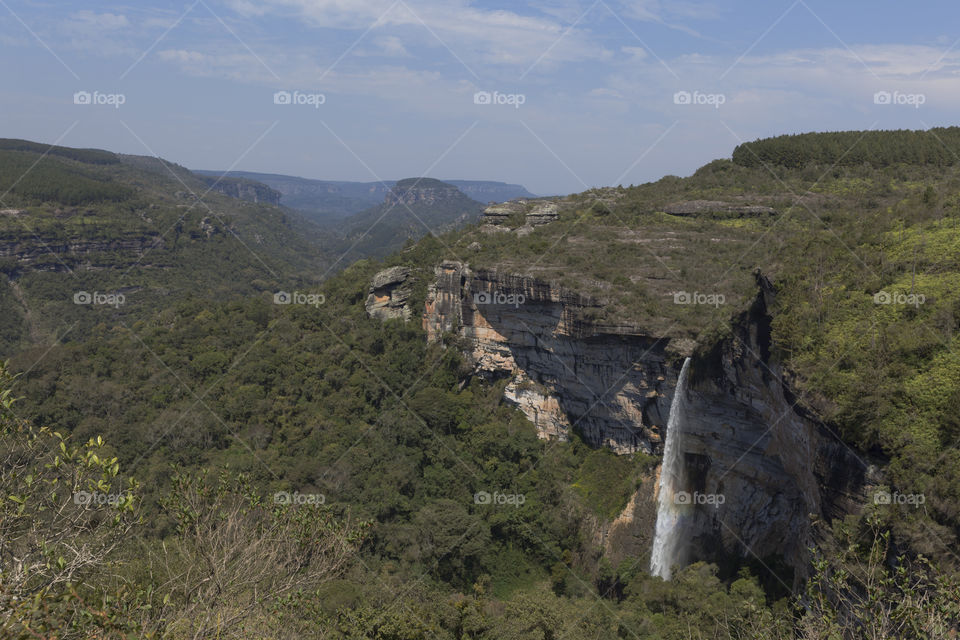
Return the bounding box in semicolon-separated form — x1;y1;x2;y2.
192;170;535;222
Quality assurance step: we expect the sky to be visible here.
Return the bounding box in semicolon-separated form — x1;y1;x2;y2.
1;0;959;195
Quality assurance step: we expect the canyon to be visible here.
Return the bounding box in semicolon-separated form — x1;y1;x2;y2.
368;260;872;579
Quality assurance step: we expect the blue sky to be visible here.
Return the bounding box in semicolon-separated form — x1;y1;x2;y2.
2;0;959;195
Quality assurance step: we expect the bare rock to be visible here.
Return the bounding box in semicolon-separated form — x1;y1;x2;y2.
481;200;526;225
526;202;559;225
365;266;413;321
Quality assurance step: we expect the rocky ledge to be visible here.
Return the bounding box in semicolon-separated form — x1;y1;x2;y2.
664;200;776;216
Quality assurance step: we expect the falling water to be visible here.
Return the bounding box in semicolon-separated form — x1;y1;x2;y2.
649;357;691;580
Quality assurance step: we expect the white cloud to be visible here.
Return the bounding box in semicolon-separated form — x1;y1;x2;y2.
616;0;718;36
355;35;411;58
56;10;135;56
224;0;605;68
69;11;130;30
621;46;648;60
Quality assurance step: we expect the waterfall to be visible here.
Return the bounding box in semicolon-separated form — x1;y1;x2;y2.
650;357;691;580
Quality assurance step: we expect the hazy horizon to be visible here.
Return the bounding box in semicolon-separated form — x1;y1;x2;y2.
3;0;959;195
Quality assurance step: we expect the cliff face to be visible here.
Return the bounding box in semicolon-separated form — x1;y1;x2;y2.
386;179;465;207
423;261;675;454
0;232;165;271
674;276;869;578
200;177;282;206
412;262;869;576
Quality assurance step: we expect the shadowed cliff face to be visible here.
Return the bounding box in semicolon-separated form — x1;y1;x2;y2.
412;262;869;577
675;278;870;579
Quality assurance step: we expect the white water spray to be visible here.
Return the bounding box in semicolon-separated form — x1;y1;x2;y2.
650;357;691;580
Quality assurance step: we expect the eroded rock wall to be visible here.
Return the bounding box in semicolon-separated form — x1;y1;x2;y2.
423;260;675;454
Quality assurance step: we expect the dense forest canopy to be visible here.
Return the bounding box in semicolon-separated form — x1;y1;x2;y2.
732;127;960;169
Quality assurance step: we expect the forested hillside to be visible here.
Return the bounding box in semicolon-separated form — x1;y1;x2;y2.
0;139;326;355
3;131;960;638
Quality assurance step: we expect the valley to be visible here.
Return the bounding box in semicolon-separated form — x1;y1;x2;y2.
3;129;960;638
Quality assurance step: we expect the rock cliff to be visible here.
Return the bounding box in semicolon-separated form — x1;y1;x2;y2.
672;275;870;579
386;178;465;207
422;260;675;454
366;261;870;577
0;233;165;271
200;176;282;206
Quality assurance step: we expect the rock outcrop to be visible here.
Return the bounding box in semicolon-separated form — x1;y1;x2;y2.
480;200;560;229
365;266;413;321
0;233;165;270
480;201;524;226
526;202;560;226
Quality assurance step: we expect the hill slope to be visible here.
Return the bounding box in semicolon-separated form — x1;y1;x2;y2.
0;138;328;354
